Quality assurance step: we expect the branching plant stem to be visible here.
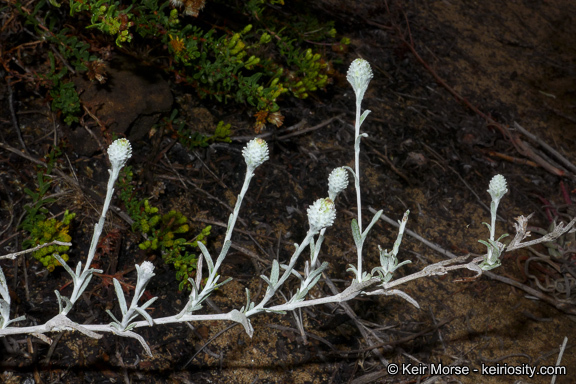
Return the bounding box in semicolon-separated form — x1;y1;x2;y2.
2;60;572;359
354;100;365;280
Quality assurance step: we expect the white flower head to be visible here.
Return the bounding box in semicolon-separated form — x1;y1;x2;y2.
243;138;269;172
328;167;349;200
108;138;132;171
307;198;337;232
347;58;373;102
136;261;155;283
488;174;508;203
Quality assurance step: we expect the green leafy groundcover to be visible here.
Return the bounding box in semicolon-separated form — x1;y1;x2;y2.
18;0;348;132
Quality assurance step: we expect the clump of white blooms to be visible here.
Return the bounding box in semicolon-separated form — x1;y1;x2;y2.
108;138;132;171
347;58;373;102
488;174;508;204
328;167;349;200
243;138;269;173
307;198;337;233
136;261;155;283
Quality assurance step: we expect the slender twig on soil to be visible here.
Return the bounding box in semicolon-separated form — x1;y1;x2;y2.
182;323;238;368
189;217;292;246
231;115;344;142
545;103;576;125
420;142;504;220
364;139;412;186
480;148;540;168
179;178;271;259
192;149;228;189
366;15;567;177
161;152;188;190
334;316;454;356
513;122;576;175
0;194;15;238
231;119;307;141
321;275;390;367
276;114;345;141
0;141;45;167
22;252;30;302
81;106;107;153
6;77;28;154
429;308;447;353
267;324;336;350
184;178;235;214
228;243;270;265
40;333;63;365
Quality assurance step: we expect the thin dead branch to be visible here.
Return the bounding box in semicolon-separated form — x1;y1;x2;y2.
366;14;568;178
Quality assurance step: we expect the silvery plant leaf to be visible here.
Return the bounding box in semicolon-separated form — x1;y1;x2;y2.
270;260;279;285
0;267;9;302
106;309;121;325
351;219;362;249
135;307;155;326
197;242;214;273
53;253;77;281
362;210;383;242
359;109;371;127
216;240;232;266
229;309;254;338
54;290;73;314
113;278;128;316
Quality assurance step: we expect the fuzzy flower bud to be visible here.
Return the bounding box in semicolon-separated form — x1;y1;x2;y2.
108;138;132;171
487;174;508;203
347;58;373;102
137;261;155;282
307;198;337;232
243;138;269;172
328;167;349;200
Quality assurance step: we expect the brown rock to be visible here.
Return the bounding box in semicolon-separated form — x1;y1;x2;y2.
67;55;173;155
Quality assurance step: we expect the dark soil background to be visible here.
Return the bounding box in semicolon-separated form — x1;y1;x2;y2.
1;0;576;383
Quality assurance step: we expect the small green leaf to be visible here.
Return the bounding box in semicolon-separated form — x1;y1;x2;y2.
351;219;362;249
359;109;371;127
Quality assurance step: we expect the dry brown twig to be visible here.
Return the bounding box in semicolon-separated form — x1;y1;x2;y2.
512;122;576;176
369;3;572;178
231;115;342;142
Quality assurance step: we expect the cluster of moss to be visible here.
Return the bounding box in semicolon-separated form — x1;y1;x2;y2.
137;202;189;250
12;0;347;132
136;200;212;290
22;211;76;272
117;169;211;290
20;147;76;272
